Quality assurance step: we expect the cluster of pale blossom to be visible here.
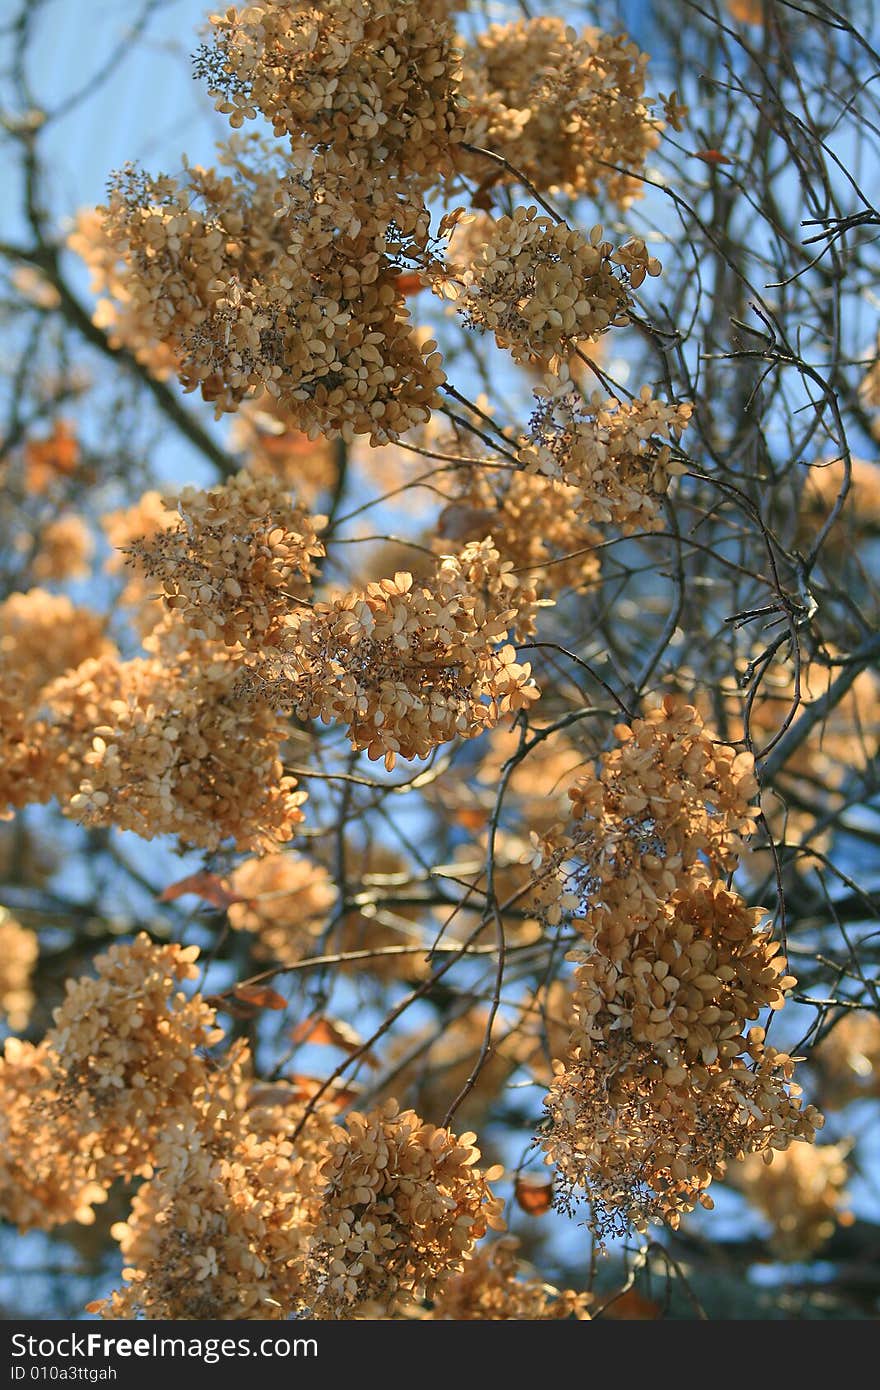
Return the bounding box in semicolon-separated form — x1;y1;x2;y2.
241;538;541;768
428;1236;591;1320
730;1142;851;1260
226;851;337;963
30;514;93;582
444;207;661;363
437;468;602;606
124;470;325;648
68;0;674;453
0;589;115;815
0;908;38;1031
195;0;467;187
0;937;219;1231
305;1100;505;1317
61;642;306;851
91;155;446;441
2;935;511;1321
91;1053;336;1320
813;1013;880;1108
459;18;660;201
521;383;692;533
529;698;822;1236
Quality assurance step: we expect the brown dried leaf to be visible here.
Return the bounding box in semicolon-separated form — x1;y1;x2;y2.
158;870;247;910
233;982;287;1011
286;1073;363;1112
290;1015;379;1067
602;1288;662;1320
514;1176;554;1215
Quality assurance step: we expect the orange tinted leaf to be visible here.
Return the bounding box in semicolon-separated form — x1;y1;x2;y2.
603;1288;661;1320
204;993;261;1021
158;871;246;910
247;1084;305;1110
233;983;287;1011
514;1177;554;1215
290;1015;379;1067
395;271;425;297
24;420;80;493
291;1016;360;1049
694;149;732;165
286;1073;363;1111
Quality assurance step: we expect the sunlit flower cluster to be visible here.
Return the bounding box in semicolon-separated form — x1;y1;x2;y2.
542;1028;822;1238
0;1038;108;1231
428;1236;591;1319
520;383;691;533
197;0;466;187
92;158;445;440
731;1141;851;1260
304;1100;505;1316
813;1012;880;1108
93;1065;334;1320
460;18;658;201
0;589;115;815
530;699;759;935
54;646;306;851
31;514;93;582
124;471;325;648
447;207;660;362
530;699;820;1237
438;469;602;610
0;907;38;1031
47;934;224;1177
0;938;219;1233
242;540;540;768
228;851;337;961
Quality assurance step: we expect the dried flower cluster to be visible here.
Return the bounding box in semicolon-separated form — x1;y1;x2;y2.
101;490;180;634
93;1065;335;1320
521;383;692;533
47;934;224;1178
428;1236;591;1319
0;1037;109;1231
542;1028;821;1238
243;540;540;768
304;1100;505;1316
460;18;658;201
230;391;338;501
0;907;38;1031
438;469;602;606
31;514;93;582
197;0;466;187
0;590;115;815
228;851;336;961
813;1013;880;1108
54;645;306;851
67;209;178;379
124;471;325;648
530;699;822;1237
565;878;795;1068
531;699;759;934
731;1142;851;1260
93;156;445;440
448;208;660;362
0;938;219;1231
